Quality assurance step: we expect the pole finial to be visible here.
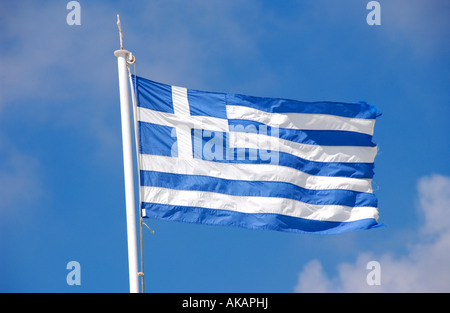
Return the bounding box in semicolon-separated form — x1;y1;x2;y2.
117;14;124;50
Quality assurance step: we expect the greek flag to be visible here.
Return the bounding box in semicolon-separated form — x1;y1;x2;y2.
132;75;380;234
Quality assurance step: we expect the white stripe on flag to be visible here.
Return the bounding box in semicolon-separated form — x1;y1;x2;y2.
141;186;379;222
139;154;374;193
228;132;378;163
226;105;376;135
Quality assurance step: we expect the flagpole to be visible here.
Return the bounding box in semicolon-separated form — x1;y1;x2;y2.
114;46;140;293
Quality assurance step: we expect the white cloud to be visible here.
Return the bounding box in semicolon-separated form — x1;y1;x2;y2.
417;175;450;235
294;174;450;292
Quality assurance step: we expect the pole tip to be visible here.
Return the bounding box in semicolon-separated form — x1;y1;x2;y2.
116;14;123;50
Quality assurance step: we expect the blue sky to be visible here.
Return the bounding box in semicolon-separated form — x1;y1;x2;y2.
1;0;449;292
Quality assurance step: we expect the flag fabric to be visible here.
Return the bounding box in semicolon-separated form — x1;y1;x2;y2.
132;75;381;234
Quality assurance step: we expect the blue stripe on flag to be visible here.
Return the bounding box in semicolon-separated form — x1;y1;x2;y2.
226;93;377;119
141;202;380;235
197;149;375;179
140;170;378;207
228;119;376;147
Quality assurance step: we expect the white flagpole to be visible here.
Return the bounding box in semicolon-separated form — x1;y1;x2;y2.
114;45;140;293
